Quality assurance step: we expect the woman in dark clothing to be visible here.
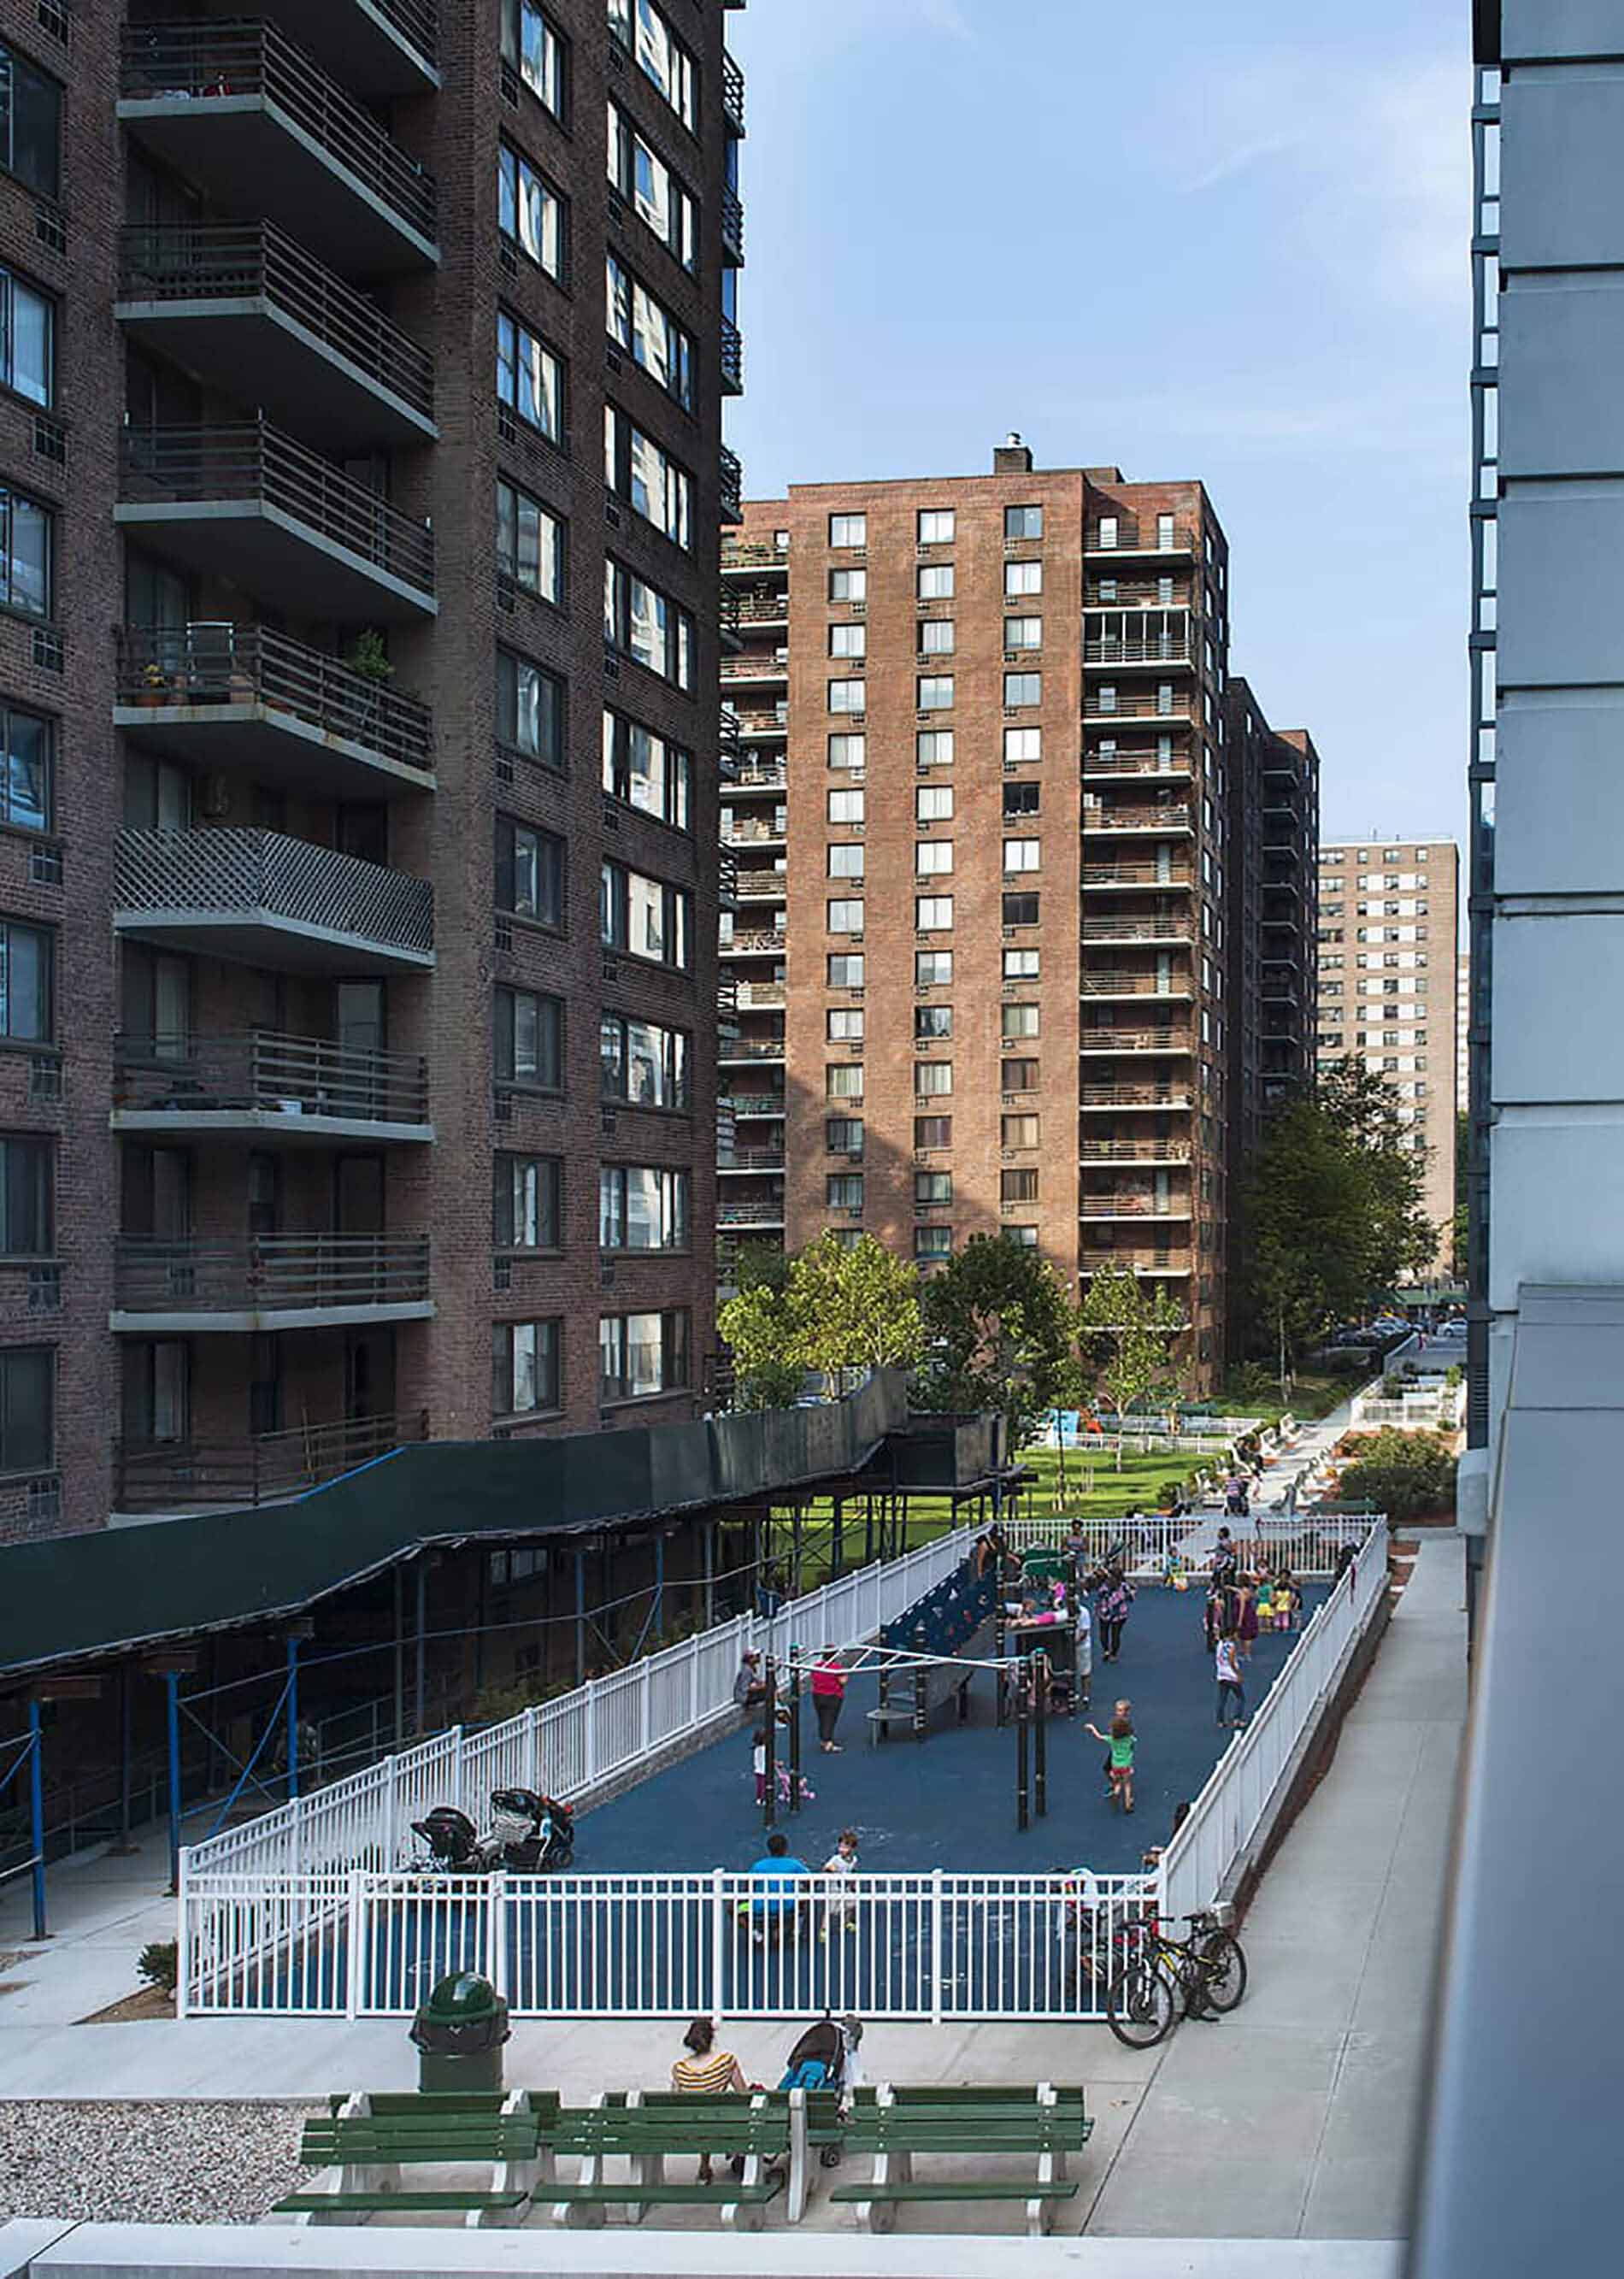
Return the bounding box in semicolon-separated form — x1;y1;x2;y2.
1097;1564;1135;1663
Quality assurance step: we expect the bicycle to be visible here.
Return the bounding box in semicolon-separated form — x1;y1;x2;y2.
1104;1909;1248;2048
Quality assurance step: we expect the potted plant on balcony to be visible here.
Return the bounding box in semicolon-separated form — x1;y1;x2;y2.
341;629;395;743
135;659;172;710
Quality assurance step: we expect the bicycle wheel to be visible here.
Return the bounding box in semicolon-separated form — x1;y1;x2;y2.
1199;1929;1248;2013
1106;1957;1177;2049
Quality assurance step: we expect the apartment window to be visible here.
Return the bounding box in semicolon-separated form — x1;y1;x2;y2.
915;1004;952;1041
1003;892;1039;926
496;986;562;1091
915;895;953;931
917;731;953;765
1097;515;1119;549
829;513;867;548
1156;512;1176;548
498;144;567;281
1002;1168;1039;1203
826;1173;863;1212
604;558;694;687
915;1116;952;1148
600;859;691;968
607;0;695;127
1003;948;1039;980
827;786;864;825
0;918;50;1039
497;651;565;772
497;816;566;928
0;44;59;199
915;840;953;877
0;1345;50;1472
493;1318;562;1416
1007;1224;1039;1248
1005;559;1042;597
1005;504;1043;540
607;99;696;270
1003;1003;1040;1040
605;252;692;407
600;1307;691;1403
0;265;51;409
599;1012;689;1110
600;1164;690;1251
1004;727;1041;764
496;475;564;604
915;1061;952;1097
0;1134;50;1254
1003;1113;1040;1147
827;843;864;880
916;785;953;822
0;704;49;831
1002;1057;1039;1091
915;1226;952;1260
827;1116;863;1155
919;619;955;656
917;675;954;710
1004;616;1043;653
1004;671;1041;707
1003;838;1041;873
1003;780;1039;818
827;952;864;986
826;1063;863;1099
827;678;865;714
915;950;952;986
828;621;866;659
827;1007;863;1041
918;509;955;544
502;0;568;118
494;1153;562;1250
827;898;864;933
603;709;691;827
828;733;865;769
829;567;866;603
604;406;692;548
0;482;50;619
915;1170;952;1204
917;564;954;600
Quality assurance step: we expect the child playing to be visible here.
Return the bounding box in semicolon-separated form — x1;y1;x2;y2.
1254;1576;1274;1632
820;1828;859;1939
1085;1700;1136;1814
1274;1569;1298;1631
752;1725;768;1805
1215;1630;1246;1728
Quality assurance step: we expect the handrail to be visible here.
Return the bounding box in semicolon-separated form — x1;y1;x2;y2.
119;422;436;596
1084;638;1194;665
720;313;744;389
1080;1140;1193;1160
1083;694;1197;721
116;623;432;774
1088;806;1194;830
119;20;438;243
1082;972;1192;995
1082;916;1195;940
114;1028;430;1126
115;1410;429;1513
118;222;435;419
115;827;434;957
115;1234;432;1312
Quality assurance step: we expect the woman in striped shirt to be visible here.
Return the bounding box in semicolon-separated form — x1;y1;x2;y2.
671;2017;750;2184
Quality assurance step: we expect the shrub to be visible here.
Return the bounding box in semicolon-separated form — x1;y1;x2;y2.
1156;1476;1186;1511
1444;1364;1463;1389
1338;1428;1456;1522
138;1940;178;1999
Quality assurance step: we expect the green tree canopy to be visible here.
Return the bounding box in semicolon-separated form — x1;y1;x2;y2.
913;1233;1077;1444
1076;1266;1187;1463
716;1232;924;1406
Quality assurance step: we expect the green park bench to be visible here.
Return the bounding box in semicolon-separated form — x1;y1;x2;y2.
274;2089;554;2225
831;2082;1091;2236
546;2091;789;2230
610;2086;843;2223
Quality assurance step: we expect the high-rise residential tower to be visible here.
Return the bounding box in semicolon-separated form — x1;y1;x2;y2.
0;0;744;1540
720;440;1317;1380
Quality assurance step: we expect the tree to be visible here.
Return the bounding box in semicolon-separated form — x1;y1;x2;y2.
1076;1266;1186;1466
716;1247;803;1410
716;1233;924;1406
913;1234;1076;1446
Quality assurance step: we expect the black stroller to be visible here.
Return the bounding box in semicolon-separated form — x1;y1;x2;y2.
778;2013;862;2164
486;1786;574;1873
410;1804;485;1873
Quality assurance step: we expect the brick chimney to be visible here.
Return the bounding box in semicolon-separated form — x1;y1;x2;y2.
993;432;1033;474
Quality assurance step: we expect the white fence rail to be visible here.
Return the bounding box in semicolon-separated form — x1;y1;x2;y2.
1350;1384;1466;1432
998;1509;1371;1579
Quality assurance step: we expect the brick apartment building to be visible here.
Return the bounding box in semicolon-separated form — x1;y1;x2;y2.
0;0;744;1540
719;439;1321;1381
1315;838;1461;1270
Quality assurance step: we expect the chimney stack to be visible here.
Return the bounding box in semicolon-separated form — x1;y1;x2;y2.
993;432;1033;474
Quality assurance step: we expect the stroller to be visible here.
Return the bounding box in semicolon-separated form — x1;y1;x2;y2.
410;1804;486;1873
485;1786;574;1873
778;2013;863;2161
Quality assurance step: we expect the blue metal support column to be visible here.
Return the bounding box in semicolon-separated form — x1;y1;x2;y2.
27;1699;46;1940
652;1535;665;1646
165;1670;182;1894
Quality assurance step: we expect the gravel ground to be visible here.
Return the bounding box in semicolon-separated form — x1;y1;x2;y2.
0;2101;318;2223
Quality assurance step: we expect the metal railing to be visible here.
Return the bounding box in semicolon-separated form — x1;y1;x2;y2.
1087;518;1197;552
1084;637;1193;665
119;423;436;598
734;875;786;901
1080;1139;1192;1162
114;1028;430;1127
716;1147;786;1172
1082;971;1192;996
721;184;744;259
720;312;744;391
1085;749;1192;776
375;0;438;67
1084;583;1194;610
1088;806;1193;831
118;223;435;420
721;47;745;132
721;926;785;952
716;1093;784;1117
115;827;434;958
1082;916;1195;942
718;1202;784;1226
734;591;788;626
1080;1249;1193;1272
719;1039;785;1062
718;442;743;523
736;980;786;1008
732;763;786;788
1081;1084;1194;1106
115;1233;432;1315
1080;1198;1188;1220
1078;1029;1192;1052
722;541;788;570
116;623;432;775
1085;865;1195;889
115;1410;428;1515
721;653;787;681
724;819;785;845
1082;693;1195;721
119;20;438;244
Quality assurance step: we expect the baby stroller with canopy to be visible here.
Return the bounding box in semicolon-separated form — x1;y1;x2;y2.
485;1786;575;1872
778;2012;863;2166
409;1804;485;1873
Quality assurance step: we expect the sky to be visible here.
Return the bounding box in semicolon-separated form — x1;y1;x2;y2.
726;0;1473;855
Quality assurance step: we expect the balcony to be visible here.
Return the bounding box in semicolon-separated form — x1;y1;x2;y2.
721;184;744;264
1082;913;1195;946
1080;1249;1193;1275
719;1204;785;1230
719;1038;785;1065
717;1147;785;1174
1081;971;1194;999
115;624;434;798
721;313;744;395
269;0;438;93
1080;1198;1193;1222
718;847;738;913
724;819;786;849
719;442;743;526
112;1234;433;1332
115;827;434;974
1084;580;1194;610
737;980;786;1010
735;589;790;630
114;1407;429;1517
1080;1139;1193;1163
1087;805;1194;833
1083;637;1194;668
721;651;788;687
722;541;788;574
1080;1084;1194;1110
729;763;786;795
1083;865;1195;892
118;423;436;620
736;706;788;740
734;874;786;904
716;1092;785;1119
119;22;438;274
1084;747;1192;780
1086;518;1197;557
117;224;436;450
721;927;785;957
1078;1028;1193;1054
722;48;746;133
113;1029;432;1142
1083;693;1195;727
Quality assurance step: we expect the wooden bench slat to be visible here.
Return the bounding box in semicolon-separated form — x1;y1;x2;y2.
830;2181;1080;2204
274;2192;530;2214
548;2179;782;2206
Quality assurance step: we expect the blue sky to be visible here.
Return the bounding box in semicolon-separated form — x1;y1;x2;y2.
727;0;1471;852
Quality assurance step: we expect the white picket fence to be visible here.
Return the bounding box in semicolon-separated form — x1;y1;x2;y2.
1350;1383;1466;1432
999;1509;1370;1578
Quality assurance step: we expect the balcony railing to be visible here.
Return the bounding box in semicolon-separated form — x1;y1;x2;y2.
721;313;744;393
1079;1029;1192;1053
721;928;785;955
719;441;743;524
1088;806;1193;832
1086;518;1197;554
1081;1084;1194;1108
1080;1249;1193;1274
1083;694;1194;722
721;184;744;261
1082;915;1194;943
1080;1198;1189;1219
1084;865;1195;889
717;1092;785;1117
114;1408;428;1514
735;590;789;627
721;48;746;132
721;652;788;682
115;827;434;961
114;1234;432;1316
119;423;436;600
114;1028;430;1127
1080;1139;1193;1163
732;764;786;791
736;706;788;736
724;820;785;846
720;1039;785;1062
116;623;433;777
722;541;788;572
1084;582;1194;610
717;1147;785;1173
1081;971;1192;997
117;222;435;423
119;21;438;247
737;980;786;1009
734;874;786;901
1084;637;1194;666
1084;748;1192;777
719;1204;785;1228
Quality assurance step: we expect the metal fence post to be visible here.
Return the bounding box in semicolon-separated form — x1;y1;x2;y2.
526;1702;541;1792
688;1633;700;1727
711;1865;727;2024
585;1686;599;1787
931;1868;944;2025
174;1846;190;2018
26;1699;46;1941
345;1868;366;2020
451;1725;466;1815
489;1871;510;1998
640;1657;652;1757
382;1756;398;1869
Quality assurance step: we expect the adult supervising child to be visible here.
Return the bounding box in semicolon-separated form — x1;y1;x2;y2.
1086;1700;1136;1813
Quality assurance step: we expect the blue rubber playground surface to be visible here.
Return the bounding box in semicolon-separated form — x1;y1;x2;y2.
576;1580;1327;1878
